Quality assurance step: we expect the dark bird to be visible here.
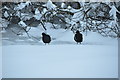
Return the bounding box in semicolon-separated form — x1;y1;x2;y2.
42;33;51;44
74;30;83;44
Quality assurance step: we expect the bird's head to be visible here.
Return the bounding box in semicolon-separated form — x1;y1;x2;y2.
76;30;80;34
42;33;46;36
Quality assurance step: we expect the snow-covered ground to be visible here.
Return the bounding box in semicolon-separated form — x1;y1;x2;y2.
2;27;118;78
0;42;2;79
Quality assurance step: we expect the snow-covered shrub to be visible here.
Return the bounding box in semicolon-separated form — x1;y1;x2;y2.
1;1;120;38
0;18;9;29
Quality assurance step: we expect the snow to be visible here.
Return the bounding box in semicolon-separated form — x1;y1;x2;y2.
72;11;83;22
14;3;26;10
4;11;9;18
109;5;120;27
4;6;9;10
109;5;117;20
45;0;57;10
0;44;2;79
21;13;33;21
14;1;31;10
61;3;66;8
0;18;9;29
15;11;21;17
42;8;47;14
68;6;72;9
18;21;27;28
109;5;120;23
2;28;118;78
0;29;6;33
25;1;31;7
33;8;42;20
35;8;40;14
1;2;119;78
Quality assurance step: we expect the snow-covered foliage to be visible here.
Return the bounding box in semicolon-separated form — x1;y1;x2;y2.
20;13;33;21
14;1;31;10
1;1;120;38
0;18;9;33
0;18;9;28
18;21;27;28
109;5;120;22
3;11;9;18
33;8;42;20
45;0;57;10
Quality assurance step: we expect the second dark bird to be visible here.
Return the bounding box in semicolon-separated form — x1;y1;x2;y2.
74;30;83;44
42;33;51;44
